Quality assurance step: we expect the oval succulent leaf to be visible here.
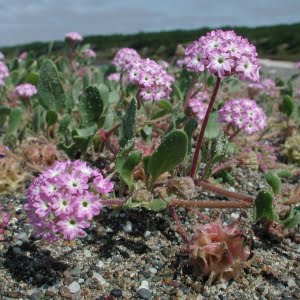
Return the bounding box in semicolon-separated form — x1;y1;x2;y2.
253;190;276;222
79;86;104;128
37;59;65;111
265;170;281;195
148;130;188;184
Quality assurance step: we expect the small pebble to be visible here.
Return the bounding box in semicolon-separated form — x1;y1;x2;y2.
110;288;123;298
69;281;80;294
137;288;152;300
59;286;71;299
84;249;92;258
123;221;133;232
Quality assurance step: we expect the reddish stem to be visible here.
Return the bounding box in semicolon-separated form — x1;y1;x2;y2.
195;180;254;204
168;205;189;244
170;199;252;209
100;199;126;206
190;77;221;178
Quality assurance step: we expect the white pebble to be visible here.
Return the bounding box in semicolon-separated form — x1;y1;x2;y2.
139;280;149;289
230;212;239;220
84;249;92;258
144;231;151;238
228;187;235;192
78;278;85;284
92;272;107;285
123;221;133;233
149;267;157;274
69;281;80;293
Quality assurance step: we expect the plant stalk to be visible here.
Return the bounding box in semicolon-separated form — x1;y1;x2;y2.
190;77;221;178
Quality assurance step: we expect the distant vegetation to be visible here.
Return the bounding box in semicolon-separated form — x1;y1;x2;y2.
1;22;300;62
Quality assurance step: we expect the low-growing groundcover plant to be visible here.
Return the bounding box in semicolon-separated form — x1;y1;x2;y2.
0;28;299;287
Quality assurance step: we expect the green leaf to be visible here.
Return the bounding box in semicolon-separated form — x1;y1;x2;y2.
143;155;151;179
98;83;110;107
204;112;220;139
79;86;104;128
108;90;120;104
124;198;168;212
184;117;198;154
253;190;277;222
158;100;172;112
276;169;292;179
59;113;72;132
119;99;137;148
25;72;39;85
37;59;65;111
75;124;97;137
141;125;152;143
143;199;168;211
6;108;22;135
265;171;281;195
115;140;135;173
280;206;300;229
281;95;294;117
148;130;188;184
45;110;58;126
120;150;142;189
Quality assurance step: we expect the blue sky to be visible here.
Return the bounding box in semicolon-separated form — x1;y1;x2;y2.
0;0;299;46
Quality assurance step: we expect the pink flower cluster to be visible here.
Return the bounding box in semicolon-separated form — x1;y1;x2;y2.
113;48;141;69
15;83;37;98
187;98;208;122
295;61;300;70
248;78;280;98
185;30;260;82
65;32;83;42
127;58;175;101
25;160;114;241
18;52;28;62
83;48;96;59
218;98;267;135
107;72;121;82
0;61;9;87
0;205;9;240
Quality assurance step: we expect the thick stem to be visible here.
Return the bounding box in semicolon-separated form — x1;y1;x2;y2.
195;180;254;204
168;205;189;244
100;199;126;206
170;199;252;209
190;77;221;178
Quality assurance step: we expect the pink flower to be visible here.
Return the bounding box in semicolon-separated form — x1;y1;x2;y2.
113;48;140;69
83;48;96;59
51;193;74;216
0;61;9;84
57;217;89;240
93;174;114;194
74;191;102;220
15;83;37;98
295;61;300;69
18;52;28;61
61;172;89;194
107;72;121;82
187;98;208;122
65;32;83;42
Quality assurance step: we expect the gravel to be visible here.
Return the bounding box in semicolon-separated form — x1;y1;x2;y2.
0;165;299;299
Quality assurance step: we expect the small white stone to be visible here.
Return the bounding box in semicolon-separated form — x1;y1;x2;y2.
69;281;80;293
228;187;235;192
84;249;92;258
123;221;133;233
78;278;85;284
97;260;104;268
288;278;297;287
230;212;239;220
139;280;149;289
144;231;151;238
92;272;107;285
149;267;157;274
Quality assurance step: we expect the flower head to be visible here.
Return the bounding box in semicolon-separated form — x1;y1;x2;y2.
83;48;96;59
15;83;37;98
185;30;260;82
65;32;83;42
107;72;121;82
113;48;141;69
218;98;268;135
0;61;9;86
25;160;114;241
